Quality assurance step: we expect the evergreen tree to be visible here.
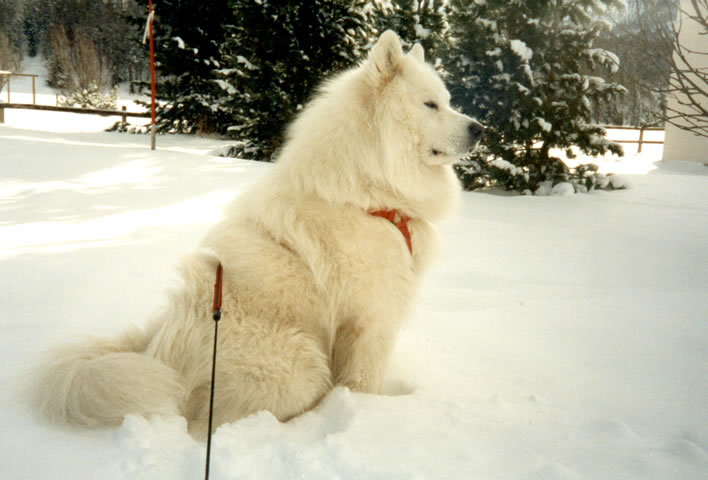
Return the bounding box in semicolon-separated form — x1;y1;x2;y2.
219;0;385;160
129;0;234;134
36;1;139;95
0;0;23;76
446;0;627;193
378;0;448;64
22;0;51;58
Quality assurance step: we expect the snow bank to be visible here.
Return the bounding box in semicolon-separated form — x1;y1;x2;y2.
550;181;574;195
0;79;707;480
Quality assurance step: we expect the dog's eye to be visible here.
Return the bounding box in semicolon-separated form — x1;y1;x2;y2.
424;101;438;110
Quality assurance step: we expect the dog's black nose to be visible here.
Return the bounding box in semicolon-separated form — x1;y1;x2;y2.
468;121;484;141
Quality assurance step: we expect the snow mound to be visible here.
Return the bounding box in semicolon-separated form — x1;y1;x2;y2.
609;174;633;189
534;180;553;196
551;181;575;196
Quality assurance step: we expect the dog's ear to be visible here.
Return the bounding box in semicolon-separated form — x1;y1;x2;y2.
367;30;403;81
409;43;425;62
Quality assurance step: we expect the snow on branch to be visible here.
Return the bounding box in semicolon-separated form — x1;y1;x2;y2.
510;39;532;62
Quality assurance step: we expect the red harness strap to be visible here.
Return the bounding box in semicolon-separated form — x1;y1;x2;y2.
369;209;412;255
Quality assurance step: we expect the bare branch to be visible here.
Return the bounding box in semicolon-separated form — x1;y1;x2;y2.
663;0;708;137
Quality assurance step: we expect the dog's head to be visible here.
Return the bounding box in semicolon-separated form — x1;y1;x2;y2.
364;30;484;167
278;30;476;218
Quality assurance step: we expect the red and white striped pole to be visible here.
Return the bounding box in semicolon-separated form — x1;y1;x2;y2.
148;0;156;150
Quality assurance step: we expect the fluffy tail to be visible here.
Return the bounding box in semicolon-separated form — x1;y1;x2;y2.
33;325;185;428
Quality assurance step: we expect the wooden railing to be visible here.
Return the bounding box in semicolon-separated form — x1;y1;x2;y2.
0;96;664;155
0;71;39;104
0;102;150;124
602;125;664;153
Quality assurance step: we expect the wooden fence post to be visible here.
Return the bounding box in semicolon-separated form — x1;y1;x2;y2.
121;105;127;126
638;126;645;153
0;105;4;124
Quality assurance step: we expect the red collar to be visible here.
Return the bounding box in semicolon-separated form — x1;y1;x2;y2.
369;209;412;254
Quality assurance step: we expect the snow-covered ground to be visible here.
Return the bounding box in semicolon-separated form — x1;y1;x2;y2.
1;63;707;480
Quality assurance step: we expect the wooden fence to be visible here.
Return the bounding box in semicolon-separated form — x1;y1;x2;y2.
0;97;664;155
0;102;150;124
0;71;39;104
602;125;664;153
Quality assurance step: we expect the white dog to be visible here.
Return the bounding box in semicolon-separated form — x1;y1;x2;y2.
34;31;483;439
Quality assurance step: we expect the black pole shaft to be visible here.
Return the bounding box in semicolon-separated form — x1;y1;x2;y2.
204;317;219;480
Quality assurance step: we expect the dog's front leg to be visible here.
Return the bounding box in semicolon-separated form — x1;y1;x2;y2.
331;309;403;394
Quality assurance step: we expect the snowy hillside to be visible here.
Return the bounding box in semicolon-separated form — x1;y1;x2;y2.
1;77;707;479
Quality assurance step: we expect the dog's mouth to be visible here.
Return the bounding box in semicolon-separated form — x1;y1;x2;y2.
427;148;460;166
432;139;481;159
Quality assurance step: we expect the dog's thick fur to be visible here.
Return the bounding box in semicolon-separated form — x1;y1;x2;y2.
33;31;482;439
